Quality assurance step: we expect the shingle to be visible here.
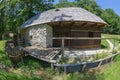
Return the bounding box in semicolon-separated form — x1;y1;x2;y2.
20;7;107;29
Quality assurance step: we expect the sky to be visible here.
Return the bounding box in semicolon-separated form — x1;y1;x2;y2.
54;0;120;16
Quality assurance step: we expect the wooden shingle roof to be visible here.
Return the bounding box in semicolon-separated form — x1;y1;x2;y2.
20;7;107;29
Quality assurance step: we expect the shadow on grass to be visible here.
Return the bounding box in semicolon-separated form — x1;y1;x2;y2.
0;50;6;54
101;44;107;49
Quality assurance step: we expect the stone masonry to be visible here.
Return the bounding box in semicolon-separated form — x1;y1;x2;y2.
26;24;53;48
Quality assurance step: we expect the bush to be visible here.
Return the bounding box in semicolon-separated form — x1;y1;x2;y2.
95;52;108;60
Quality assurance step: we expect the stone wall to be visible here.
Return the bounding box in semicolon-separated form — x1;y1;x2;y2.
26;24;53;48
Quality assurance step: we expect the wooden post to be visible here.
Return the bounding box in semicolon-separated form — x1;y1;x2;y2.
81;64;86;71
17;30;20;46
111;56;114;62
51;63;54;70
113;38;115;54
64;66;67;73
61;38;64;58
97;60;102;68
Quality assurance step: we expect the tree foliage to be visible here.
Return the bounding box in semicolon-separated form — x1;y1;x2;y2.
101;9;120;34
0;0;54;39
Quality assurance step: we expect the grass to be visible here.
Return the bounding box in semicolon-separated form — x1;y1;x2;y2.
0;40;6;51
102;33;120;52
101;33;120;50
101;39;110;50
102;33;120;47
95;52;108;60
0;40;11;66
100;33;119;50
0;69;40;80
99;55;120;80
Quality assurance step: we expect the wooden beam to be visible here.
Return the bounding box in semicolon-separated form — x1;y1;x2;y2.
71;30;101;32
87;22;97;27
97;24;105;27
61;39;64;58
60;22;63;27
70;22;75;29
80;23;90;30
74;22;86;26
62;21;72;25
52;37;116;40
47;22;61;27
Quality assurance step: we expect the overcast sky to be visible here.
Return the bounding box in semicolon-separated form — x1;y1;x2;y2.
54;0;120;16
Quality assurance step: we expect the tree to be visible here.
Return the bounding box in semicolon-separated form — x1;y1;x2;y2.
101;9;120;34
0;0;54;39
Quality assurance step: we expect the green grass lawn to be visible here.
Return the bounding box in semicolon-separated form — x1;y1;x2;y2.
0;33;120;80
101;39;110;50
102;33;120;51
100;33;118;50
101;61;120;80
0;40;6;51
102;34;120;47
0;40;11;66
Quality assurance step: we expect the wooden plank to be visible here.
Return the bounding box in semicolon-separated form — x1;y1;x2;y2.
29;53;57;63
61;39;64;58
45;50;61;60
71;30;101;32
23;47;61;63
52;37;116;40
52;37;116;49
70;44;100;49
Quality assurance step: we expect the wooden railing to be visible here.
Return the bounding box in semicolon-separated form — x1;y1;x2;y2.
52;37;116;58
54;53;120;73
